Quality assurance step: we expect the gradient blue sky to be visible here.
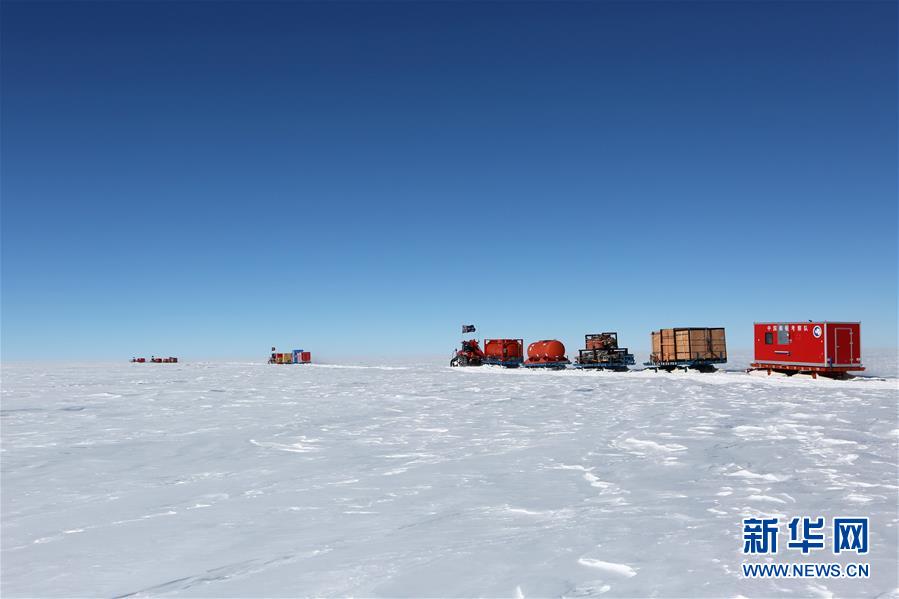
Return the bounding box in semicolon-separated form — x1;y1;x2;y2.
2;1;896;361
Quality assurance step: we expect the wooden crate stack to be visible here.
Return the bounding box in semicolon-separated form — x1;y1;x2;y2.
651;328;726;362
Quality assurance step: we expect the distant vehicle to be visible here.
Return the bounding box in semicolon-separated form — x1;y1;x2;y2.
269;347;311;364
131;356;178;363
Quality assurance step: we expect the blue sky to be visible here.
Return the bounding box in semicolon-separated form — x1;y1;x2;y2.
2;1;896;361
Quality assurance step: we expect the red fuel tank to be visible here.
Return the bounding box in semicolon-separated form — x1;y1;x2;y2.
484;339;523;360
527;340;567;362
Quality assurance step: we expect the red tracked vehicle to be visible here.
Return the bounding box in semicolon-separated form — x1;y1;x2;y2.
750;322;863;378
450;339;486;367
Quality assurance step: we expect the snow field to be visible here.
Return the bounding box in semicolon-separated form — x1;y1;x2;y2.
1;360;896;597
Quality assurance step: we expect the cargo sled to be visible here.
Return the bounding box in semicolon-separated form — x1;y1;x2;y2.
523;340;570;370
573;332;635;371
645;327;727;372
482;338;524;368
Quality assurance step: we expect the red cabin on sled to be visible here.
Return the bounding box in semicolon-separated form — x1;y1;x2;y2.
752;322;863;376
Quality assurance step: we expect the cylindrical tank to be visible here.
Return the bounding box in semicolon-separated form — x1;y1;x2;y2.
527;340;566;362
484;339;523;360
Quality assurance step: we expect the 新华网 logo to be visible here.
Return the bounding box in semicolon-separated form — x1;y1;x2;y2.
741;516;870;579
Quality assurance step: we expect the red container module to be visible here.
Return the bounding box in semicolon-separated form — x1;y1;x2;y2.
751;321;863;377
300;351;311;363
483;339;524;366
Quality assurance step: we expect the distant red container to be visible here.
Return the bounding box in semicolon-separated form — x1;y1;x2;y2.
752;322;863;373
484;339;523;361
526;340;567;363
300;352;311;363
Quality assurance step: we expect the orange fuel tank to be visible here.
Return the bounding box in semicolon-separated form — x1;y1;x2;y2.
527;340;567;362
484;339;523;360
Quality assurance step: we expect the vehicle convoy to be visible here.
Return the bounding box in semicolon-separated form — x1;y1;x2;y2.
445;320;862;380
451;336;572;369
451;329;632;371
131;356;178;363
269;347;312;364
451;338;568;368
749;322;863;378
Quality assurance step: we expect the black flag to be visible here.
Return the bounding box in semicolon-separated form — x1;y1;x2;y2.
462;325;476;333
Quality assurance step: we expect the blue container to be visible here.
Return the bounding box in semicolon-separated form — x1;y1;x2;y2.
292;349;304;364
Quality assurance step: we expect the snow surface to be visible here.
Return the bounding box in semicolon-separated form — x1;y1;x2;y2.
2;359;897;597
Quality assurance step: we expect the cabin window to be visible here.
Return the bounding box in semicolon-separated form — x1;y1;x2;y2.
778;329;791;344
765;332;773;344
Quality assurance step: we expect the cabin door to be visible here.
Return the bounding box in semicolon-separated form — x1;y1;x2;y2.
833;327;853;365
